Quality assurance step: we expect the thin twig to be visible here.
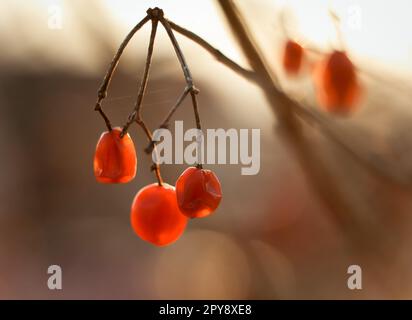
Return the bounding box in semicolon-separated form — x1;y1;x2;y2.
160;17;203;168
136;119;164;186
124;8;164;186
167;20;256;81
160;18;194;88
145;87;190;154
94;15;150;131
122;18;159;135
189;90;203;169
160;88;190;128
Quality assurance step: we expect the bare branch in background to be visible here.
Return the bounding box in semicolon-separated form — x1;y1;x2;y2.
215;0;388;243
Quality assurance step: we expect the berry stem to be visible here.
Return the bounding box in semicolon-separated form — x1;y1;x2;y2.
95;104;112;131
145;87;190;154
160;17;203;168
137;119;164;186
189;90;203;169
160;18;201;129
94;14;150;131
121;10;164;186
122;17;159;136
161;87;190;127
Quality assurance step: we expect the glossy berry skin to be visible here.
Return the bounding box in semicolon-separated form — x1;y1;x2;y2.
130;183;188;246
176;167;222;218
283;40;304;75
93;127;137;183
314;50;360;114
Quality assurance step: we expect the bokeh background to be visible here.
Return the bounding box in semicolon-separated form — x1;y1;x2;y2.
1;0;412;299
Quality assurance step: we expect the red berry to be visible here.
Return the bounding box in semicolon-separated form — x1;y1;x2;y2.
176;167;222;218
314;50;361;114
282;40;304;75
130;183;188;246
93;127;137;183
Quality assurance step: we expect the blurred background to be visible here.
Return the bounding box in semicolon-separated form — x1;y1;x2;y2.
1;0;412;299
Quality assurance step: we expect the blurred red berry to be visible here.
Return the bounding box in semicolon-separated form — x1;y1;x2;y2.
93;127;137;183
176;167;222;218
130;183;188;246
314;50;361;114
282;40;304;75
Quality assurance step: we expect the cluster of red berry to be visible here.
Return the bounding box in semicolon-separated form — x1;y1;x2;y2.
92;8;223;247
282;39;361;115
93;127;222;246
